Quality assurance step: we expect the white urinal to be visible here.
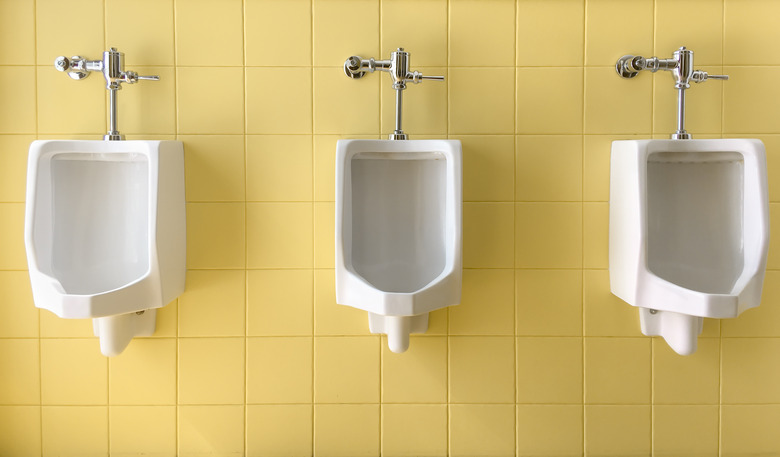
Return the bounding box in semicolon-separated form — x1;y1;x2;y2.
610;139;769;355
25;140;185;356
336;139;462;353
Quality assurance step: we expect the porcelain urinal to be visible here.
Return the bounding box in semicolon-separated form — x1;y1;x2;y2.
336;139;462;353
25;140;185;356
610;139;769;355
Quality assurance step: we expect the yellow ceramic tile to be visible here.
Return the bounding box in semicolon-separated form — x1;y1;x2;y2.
247;337;312;403
186;202;245;269
584;337;650;404
314;404;379;457
463;202;514;268
40;311;94;338
382;404;447;457
516;405;583;457
0;271;37;337
724;67;780;134
516;337;582;404
585;0;653;66
456;135;514;202
583;269;640;337
723;271;780;336
0;340;39;405
722;338;780;404
108;338;176;405
382;337;447;403
770;203;780;269
654;65;723;136
653;338;719;405
246;68;312;134
178;338;244;405
41;406;108;457
0;203;26;269
155;299;178;338
0;0;34;64
583;202;608;269
247;202;313;268
656;0;722;65
0;406;41;456
583;134;644;202
515;202;582;268
248;269;313;336
381;0;447;67
450;269;514;335
0;135;34;202
517;0;583;66
449;404;515;457
584;405;650;456
517;68;583;134
0;67;35;134
36;0;104;66
179;405;244;457
247;135;312;201
516;269;582;336
105;0;174;66
41;339;106;405
175;0;242;66
245;0;311;66
314;336;379;403
314;269;371;336
177;67;244;134
313;68;380;135
449;336;514;403
516;135;582;201
653;405;719;456
178;270;245;337
724;0;780;65
381;67;447;136
584;67;652;135
181;135;245;202
312;0;379;66
449;0;515;67
247;404;312;456
109;406;175;456
449;68;515;134
116;66;175;135
721;405;780;456
314;202;334;268
37;66;107;135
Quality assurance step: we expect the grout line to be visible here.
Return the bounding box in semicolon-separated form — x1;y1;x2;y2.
581;0;588;453
310;1;316;454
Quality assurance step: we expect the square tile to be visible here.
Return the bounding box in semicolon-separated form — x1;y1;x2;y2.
517;0;583;66
653;338;719;405
515;202;582;268
175;0;243;66
248;269;313;336
656;0;722;65
516;405;583;457
584;405;650;456
449;0;515;67
36;68;105;135
314;336;379;403
0;271;38;338
41;406;108;457
585;0;653;66
724;67;780;134
108;338;176;405
0;135;34;203
381;67;447;136
245;0;311;66
314;404;379;456
516;269;582;336
181;135;245;202
36;0;104;66
583;202;608;269
178;270;245;337
178;338;244;405
382;336;447;403
155;299;178;338
312;0;379;66
381;0;447;66
186;203;245;269
314;68;380;135
0;67;36;134
0;0;34;64
41;339;106;405
583;269;640;337
517;68;583;134
463;203;514;268
516;337;582;404
654;65;723;136
314;270;372;336
177;67;244;134
382;404;447;457
456;135;515;202
247;202;313;268
584;67;652;135
246;68;312;134
724;0;780;65
584;337;650;404
449;404;515;457
314;202;334;268
0;406;41;456
247;337;312;403
723;271;780;336
115;66;175;135
179;405;244;457
516;135;582;201
247;404;312;456
109;406;175;456
105;0;174;66
449;68;515;134
449;336;514;403
721;405;780;456
450;269;514;335
653;405;719;456
722;338;780;404
0;339;39;405
247;135;312;201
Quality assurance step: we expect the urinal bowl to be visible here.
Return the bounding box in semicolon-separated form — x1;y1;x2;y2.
25;140;186;356
336;139;462;353
609;139;769;355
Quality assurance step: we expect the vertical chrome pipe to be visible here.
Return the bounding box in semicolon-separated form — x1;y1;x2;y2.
105;89;123;141
395;89;403;133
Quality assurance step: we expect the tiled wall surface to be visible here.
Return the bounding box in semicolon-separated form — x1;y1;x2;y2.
1;0;780;455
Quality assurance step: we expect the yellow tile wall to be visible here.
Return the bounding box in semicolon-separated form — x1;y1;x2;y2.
1;0;780;455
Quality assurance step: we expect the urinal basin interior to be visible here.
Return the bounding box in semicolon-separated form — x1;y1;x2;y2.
647;150;743;294
350;151;447;293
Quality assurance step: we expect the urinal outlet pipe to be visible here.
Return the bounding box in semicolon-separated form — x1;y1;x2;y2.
385;315;411;353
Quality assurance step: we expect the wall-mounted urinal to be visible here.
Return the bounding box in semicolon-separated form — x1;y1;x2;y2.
25;49;185;356
610;47;769;355
336;49;462;353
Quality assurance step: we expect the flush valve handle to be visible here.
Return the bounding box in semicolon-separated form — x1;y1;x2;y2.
121;71;160;84
692;70;729;83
